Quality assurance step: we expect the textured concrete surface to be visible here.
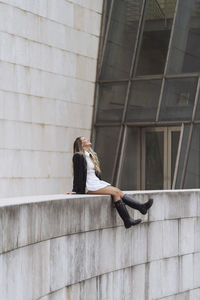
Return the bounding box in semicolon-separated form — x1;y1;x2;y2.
0;0;103;197
0;190;200;300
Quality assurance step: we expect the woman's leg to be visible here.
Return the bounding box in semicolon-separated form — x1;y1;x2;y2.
87;185;124;202
88;186;153;215
88;186;141;228
122;194;153;215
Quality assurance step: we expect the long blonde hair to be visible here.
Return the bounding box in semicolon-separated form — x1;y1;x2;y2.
73;136;101;173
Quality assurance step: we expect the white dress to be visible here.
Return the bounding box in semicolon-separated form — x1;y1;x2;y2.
85;151;110;191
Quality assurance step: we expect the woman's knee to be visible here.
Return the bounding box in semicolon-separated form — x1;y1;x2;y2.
111;188;122;198
113;187;124;198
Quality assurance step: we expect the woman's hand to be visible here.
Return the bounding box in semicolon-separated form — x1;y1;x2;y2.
66;192;76;194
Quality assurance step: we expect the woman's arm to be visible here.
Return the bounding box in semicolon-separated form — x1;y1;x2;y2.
72;153;86;194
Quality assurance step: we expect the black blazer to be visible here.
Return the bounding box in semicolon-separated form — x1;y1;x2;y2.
72;152;101;194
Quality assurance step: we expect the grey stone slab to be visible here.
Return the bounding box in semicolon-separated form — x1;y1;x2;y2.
190;288;200;299
156;288;200;300
131;264;146;300
0;241;50;300
179;218;195;255
148;220;179;261
164;192;181;220
1;205;20;253
179;192;198;218
163;220;179;258
194;218;200;252
193;252;200;288
49;288;66;300
132;223;148;266
80;277;98;300
84;195;117;230
146;192;166;222
66;282;81;300
148;221;163;261
148;260;163;299
179;254;194;292
148;257;179;299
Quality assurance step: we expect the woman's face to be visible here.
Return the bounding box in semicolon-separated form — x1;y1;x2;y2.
81;137;91;148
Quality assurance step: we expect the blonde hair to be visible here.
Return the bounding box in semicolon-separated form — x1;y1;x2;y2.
73;136;101;173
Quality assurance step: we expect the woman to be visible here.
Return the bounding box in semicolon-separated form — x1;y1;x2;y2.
72;136;153;229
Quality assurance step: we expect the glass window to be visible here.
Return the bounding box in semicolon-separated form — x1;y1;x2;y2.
167;0;200;74
135;0;177;76
194;91;200;121
119;127;140;190
184;125;200;188
145;131;164;190
96;82;128;123
171;131;180;184
94;126;120;182
159;77;198;121
126;79;162;122
101;0;113;49
100;0;143;80
173;124;190;188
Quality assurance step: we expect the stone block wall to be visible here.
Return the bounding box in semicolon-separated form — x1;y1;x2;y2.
0;190;200;299
0;0;103;197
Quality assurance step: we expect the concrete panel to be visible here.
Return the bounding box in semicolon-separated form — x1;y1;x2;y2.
179;218;195;255
0;177;73;198
0;2;100;58
0;149;72;178
0;31;97;81
131;264;146;300
147;192;165;222
180;254;194;292
163;220;179;258
193;252;200;288
131;222;148;265
55;101;93;129
158;288;200;300
72;0;103;13
0;241;50;300
66;282;81;300
190;288;200;299
74;4;102;36
0;61;95;104
194;217;200;252
148;221;163;260
47;0;74;28
148;257;179;299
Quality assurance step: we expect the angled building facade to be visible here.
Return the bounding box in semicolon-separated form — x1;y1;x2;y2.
93;0;200;190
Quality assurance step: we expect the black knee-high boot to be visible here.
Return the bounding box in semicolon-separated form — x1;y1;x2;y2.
114;199;142;228
122;194;153;215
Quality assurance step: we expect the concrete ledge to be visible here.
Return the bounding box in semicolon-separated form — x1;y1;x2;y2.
0;190;200;300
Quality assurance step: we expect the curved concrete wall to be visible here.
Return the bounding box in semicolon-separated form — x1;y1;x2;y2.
0;190;200;300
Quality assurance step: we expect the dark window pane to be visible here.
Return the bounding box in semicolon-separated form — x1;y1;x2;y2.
135;0;177;76
119;128;140;190
101;0;112;48
126;79;162;122
96;82;128;123
145;131;164;190
100;0;143;80
184;125;200;188
171;131;180;186
94;126;120;182
159;77;198;121
167;0;200;74
194;92;200;121
174;124;190;188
